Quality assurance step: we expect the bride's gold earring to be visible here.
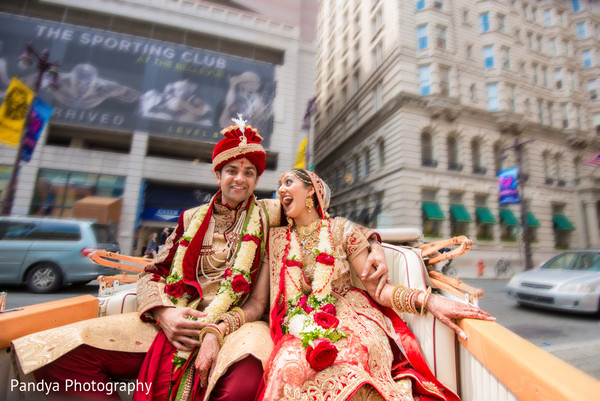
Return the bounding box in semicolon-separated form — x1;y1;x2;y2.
305;197;314;211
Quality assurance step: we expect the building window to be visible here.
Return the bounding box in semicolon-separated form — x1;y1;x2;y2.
487;83;499;111
30;169;125;217
548;101;554;126
362;149;370;176
499;208;517;242
562;103;569;128
371;10;383;36
542;66;548;87
553;204;572;249
421;131;435;167
543;152;553;183
447;136;461;170
372;42;383;69
372;82;383;111
501;46;511;69
436;25;447;49
549;38;557;55
532;63;539;84
419;65;431;95
497;14;506;32
422;190;444;237
377;140;385;169
483;45;494;69
417;24;428;50
462;9;470;24
588;80;597;100
555;68;563;89
544;9;552;26
471;139;485;174
433;0;443;10
353;73;359;94
475;195;495;240
439;66;450;97
416;0;425;11
480;12;490;32
537;98;544;124
577;22;586;39
493;142;503;175
470;83;477;102
595;113;600;136
449;194;471;237
582;49;592;68
466;44;473;58
572;0;580;13
555;154;563;183
508;84;516;112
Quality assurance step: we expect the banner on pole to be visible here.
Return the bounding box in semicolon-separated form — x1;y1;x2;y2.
0;77;34;146
21;98;53;162
498;166;520;205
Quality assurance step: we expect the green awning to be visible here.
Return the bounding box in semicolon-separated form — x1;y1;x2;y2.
526;211;541;228
553;214;575;231
499;208;519;226
450;204;472;222
422;202;445;221
475;206;497;224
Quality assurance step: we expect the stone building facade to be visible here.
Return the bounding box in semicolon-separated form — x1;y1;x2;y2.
313;0;600;268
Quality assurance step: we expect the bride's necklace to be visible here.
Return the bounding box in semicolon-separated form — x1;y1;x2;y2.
294;219;321;252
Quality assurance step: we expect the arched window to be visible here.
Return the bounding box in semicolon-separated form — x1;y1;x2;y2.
471;139;485;174
493;142;503;174
377;140;385;169
447;136;461;170
421;132;435;166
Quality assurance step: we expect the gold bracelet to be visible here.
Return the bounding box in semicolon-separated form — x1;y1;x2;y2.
199;324;224;347
230;306;246;326
420;287;432;316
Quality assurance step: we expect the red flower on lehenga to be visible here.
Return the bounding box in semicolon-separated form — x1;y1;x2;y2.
306;338;338;371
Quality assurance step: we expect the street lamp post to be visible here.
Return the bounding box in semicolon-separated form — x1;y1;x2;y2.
0;43;59;216
504;136;535;270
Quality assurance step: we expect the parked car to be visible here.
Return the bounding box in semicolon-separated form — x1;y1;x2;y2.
506;250;600;315
0;216;120;293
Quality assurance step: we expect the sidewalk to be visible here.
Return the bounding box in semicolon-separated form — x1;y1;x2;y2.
450;261;523;280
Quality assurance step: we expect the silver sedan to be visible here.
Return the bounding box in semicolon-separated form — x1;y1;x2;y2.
506;250;600;314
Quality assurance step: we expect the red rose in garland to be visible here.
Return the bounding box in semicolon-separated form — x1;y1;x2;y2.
165;280;184;298
231;274;250;293
315;252;335;265
306;338;338;371
320;303;336;315
313;312;339;330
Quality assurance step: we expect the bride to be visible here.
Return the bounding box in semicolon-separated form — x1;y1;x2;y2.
259;169;494;400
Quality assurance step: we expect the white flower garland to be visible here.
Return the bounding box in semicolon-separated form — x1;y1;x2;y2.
166;198;262;364
283;218;345;349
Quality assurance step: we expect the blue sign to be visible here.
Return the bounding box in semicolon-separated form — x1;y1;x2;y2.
498;166;520;205
141;206;183;222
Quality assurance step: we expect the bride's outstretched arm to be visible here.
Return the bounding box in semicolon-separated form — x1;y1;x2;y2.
351;249;494;340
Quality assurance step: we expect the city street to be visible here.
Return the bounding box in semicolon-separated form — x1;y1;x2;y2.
463;278;600;380
3;277;599;379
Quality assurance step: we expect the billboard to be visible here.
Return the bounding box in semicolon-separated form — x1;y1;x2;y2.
0;13;275;147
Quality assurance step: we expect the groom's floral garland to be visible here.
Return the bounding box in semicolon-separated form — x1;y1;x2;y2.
165;198;262;367
282;218;346;371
